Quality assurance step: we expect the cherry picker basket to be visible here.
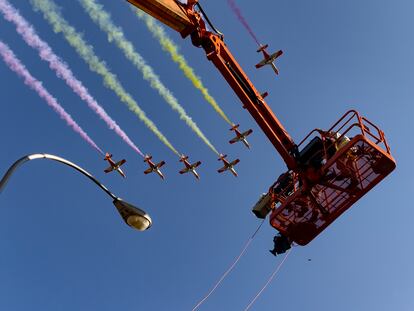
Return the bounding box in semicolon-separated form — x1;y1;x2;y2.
268;110;396;245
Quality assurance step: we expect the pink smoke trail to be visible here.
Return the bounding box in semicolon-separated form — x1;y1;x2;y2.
227;0;261;46
0;40;103;155
0;0;144;157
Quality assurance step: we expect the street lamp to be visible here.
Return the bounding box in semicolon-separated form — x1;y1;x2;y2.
0;153;152;231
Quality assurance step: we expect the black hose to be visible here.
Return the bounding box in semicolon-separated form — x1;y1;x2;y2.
195;2;224;38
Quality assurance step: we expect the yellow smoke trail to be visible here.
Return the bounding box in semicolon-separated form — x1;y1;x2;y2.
134;9;233;126
78;0;219;155
30;0;179;156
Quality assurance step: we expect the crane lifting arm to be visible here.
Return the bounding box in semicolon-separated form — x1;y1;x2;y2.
127;0;297;169
128;0;396;246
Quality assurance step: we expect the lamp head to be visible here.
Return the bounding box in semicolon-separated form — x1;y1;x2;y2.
113;198;152;231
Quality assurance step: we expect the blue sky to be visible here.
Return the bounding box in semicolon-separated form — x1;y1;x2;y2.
0;0;412;310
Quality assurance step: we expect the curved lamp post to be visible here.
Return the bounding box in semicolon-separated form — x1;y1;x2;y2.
0;153;152;231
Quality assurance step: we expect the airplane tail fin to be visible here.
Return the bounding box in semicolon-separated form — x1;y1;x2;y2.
218;154;227;161
230;124;240;131
257;44;268;53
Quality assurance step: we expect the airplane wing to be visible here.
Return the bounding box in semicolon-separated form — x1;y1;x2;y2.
115;159;126;167
230;159;240;166
218;166;228;173
191;161;202;168
156;161;166;168
104;166;114;173
144;167;153;174
229;136;240;144
255;59;267;68
270;50;283;60
179;167;190;174
242;129;253;137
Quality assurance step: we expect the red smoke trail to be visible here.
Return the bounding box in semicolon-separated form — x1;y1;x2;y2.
0;40;103;155
227;0;261;46
0;0;144;157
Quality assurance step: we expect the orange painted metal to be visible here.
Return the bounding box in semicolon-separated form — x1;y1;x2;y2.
127;0;297;169
268;110;396;245
127;1;396;244
127;0;194;35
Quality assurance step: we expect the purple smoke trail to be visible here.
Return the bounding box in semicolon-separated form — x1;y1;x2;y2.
0;0;144;158
227;0;261;46
0;40;103;155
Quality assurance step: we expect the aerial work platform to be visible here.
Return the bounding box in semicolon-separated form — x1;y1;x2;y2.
266;110;395;245
127;0;396;246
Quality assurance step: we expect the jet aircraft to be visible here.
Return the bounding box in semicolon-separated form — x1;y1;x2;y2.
229;124;253;149
217;154;240;177
179;155;202;180
255;44;283;75
143;155;166;180
104;153;126;178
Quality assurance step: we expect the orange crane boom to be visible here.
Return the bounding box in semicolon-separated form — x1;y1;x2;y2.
128;0;396;246
128;0;297;169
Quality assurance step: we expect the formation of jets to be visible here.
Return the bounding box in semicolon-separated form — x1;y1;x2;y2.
255;44;283;75
103;124;249;180
103;152;240;179
103;43;283;180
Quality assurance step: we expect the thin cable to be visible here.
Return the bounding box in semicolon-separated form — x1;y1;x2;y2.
192;220;265;311
195;2;223;38
243;249;292;311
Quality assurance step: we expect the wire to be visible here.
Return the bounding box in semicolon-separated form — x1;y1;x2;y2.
191;220;265;311
243;249;292;311
195;2;224;39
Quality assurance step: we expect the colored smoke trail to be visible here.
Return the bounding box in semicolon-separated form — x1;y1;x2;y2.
0;0;144;157
134;9;233;126
30;0;179;156
0;41;103;155
79;0;219;155
227;0;260;46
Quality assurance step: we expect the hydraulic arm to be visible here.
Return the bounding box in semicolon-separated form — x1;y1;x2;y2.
128;0;297;169
128;0;396;246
